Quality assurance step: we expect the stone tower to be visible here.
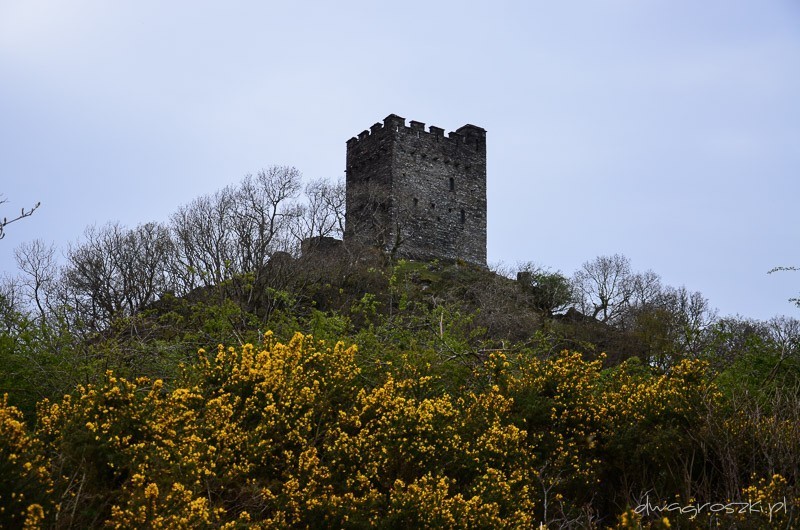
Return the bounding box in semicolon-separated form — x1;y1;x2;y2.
344;114;487;267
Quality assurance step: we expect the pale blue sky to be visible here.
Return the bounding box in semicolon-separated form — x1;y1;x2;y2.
1;1;798;320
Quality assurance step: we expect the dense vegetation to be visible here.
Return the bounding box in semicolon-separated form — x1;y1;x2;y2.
1;169;798;528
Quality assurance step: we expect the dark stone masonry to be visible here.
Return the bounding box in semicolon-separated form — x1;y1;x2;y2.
344;114;487;267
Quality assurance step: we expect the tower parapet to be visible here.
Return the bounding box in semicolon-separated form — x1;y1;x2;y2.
346;114;486;150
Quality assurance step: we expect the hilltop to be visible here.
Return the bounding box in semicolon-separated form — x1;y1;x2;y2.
1;167;798;528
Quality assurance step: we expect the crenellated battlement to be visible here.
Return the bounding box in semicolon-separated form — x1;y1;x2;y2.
346;114;486;149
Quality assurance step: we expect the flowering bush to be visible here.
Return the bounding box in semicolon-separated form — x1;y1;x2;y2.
0;332;796;528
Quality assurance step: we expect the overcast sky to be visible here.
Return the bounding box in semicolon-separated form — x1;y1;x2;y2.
1;1;798;321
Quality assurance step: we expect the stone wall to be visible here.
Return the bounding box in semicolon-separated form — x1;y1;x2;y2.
345;114;487;267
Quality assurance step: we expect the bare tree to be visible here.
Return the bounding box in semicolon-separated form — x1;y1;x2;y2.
767;316;800;357
171;166;304;297
168;165;307;317
119;222;175;313
13;240;59;322
228;166;303;309
657;285;716;356
319;178;346;238
572;254;635;324
0;195;40;240
630;269;663;307
291;177;346;242
64;222;174;328
232;166;302;271
171;186;239;292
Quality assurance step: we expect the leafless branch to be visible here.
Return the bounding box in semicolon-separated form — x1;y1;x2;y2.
0;196;41;239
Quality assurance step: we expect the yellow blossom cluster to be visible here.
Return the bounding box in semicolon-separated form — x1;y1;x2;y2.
3;333;539;527
0;395;52;529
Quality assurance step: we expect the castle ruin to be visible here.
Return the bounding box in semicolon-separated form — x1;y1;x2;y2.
344;114;487;267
